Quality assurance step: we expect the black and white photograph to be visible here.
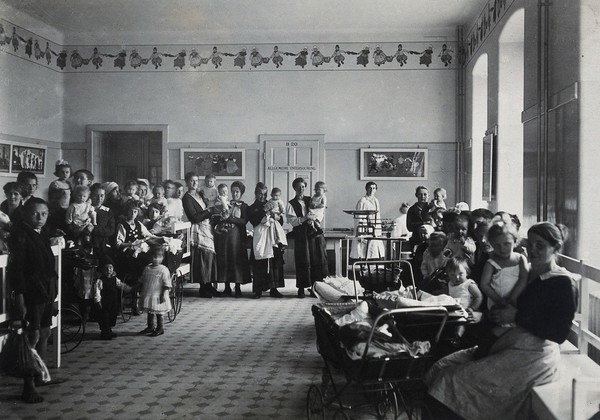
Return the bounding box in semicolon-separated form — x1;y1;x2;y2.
10;144;46;174
0;0;598;419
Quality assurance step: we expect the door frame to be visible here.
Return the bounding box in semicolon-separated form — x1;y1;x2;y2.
85;124;169;182
259;134;326;185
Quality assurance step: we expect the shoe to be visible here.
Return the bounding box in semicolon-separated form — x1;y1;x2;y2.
199;287;213;298
100;333;112;341
138;326;154;335
149;329;164;337
209;285;223;297
132;309;141;316
297;288;305;298
235;288;242;298
269;289;284;298
308;288;317;298
253;292;262;299
36;377;67;387
223;288;233;297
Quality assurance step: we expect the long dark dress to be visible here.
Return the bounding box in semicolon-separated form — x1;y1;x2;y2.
246;200;285;293
287;196;329;289
213;201;251;285
182;192;217;285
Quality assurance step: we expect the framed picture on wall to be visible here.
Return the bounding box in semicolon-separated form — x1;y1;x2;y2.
0;143;11;173
180;149;245;180
11;144;46;175
360;148;428;180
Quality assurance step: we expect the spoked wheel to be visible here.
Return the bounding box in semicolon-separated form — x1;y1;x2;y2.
306;384;325;420
406;402;433;420
60;306;85;354
120;287;133;322
332;408;350;420
167;274;179;323
174;273;184;314
374;389;398;420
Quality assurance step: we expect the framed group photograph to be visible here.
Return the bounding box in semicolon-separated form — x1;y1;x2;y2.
360;148;428;180
0;143;10;173
10;144;47;175
181;148;245;180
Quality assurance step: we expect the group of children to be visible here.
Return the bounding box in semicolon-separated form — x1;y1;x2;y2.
406;199;529;348
39;160;187;339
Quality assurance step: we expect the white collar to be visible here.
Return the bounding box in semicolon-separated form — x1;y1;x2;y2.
539;266;573;281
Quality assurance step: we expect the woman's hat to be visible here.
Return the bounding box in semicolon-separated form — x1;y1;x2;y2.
101;181;119;194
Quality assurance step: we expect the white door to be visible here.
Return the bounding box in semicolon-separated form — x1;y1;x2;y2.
264;138;322;205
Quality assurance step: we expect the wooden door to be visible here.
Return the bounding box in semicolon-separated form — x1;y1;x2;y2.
264;139;321;204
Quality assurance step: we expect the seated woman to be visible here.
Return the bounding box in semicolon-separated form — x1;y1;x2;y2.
425;222;577;419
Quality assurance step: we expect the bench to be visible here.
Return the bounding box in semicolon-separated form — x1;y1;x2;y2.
531;344;600;420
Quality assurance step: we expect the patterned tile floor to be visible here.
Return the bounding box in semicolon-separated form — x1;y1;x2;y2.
1;281;326;420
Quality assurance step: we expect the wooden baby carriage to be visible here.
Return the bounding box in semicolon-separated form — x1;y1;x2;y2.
308;302;449;419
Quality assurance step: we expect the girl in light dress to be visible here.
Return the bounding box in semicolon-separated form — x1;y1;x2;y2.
311;46;325;67
250;48;264;68
373;45;388;66
49;159;72;210
479;218;529;327
137;245;172;337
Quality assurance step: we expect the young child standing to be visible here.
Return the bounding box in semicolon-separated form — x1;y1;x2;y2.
48;159;72;210
65;185;96;245
307;181;327;236
479;221;529;316
446;257;483;337
93;256;131;340
199;174;218;208
137;245;172;337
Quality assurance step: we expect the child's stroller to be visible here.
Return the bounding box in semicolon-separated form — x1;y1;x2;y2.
309;302;449;419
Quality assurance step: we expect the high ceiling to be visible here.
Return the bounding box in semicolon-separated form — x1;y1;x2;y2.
1;0;488;44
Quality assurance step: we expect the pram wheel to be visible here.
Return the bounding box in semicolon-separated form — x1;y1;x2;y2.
167;273;184;323
59;306;85;354
120;275;137;322
332;409;350;420
373;389;398;420
405;402;433;420
306;384;325;419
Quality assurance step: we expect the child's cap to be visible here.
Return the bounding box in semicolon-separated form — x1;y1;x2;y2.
100;255;114;267
455;202;470;212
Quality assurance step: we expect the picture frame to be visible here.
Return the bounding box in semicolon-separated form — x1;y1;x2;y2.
10;144;46;176
180;148;245;180
0;143;10;173
360;148;428;180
